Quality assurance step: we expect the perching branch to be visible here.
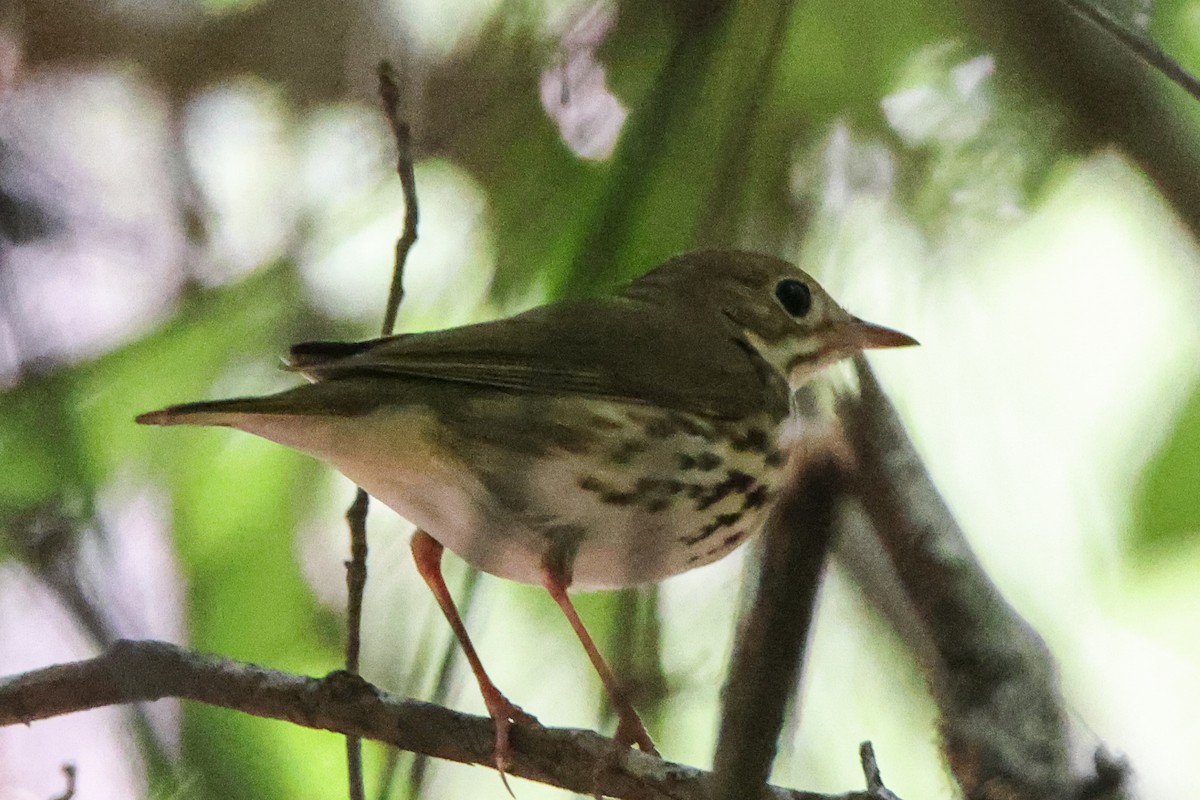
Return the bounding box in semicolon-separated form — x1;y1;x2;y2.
0;639;886;800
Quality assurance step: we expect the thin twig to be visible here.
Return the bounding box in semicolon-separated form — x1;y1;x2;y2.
0;639;883;800
378;61;419;338
343;490;370;800
858;743;901;800
343;490;371;676
51;764;76;800
342;58;421;800
710;442;849;800
1057;0;1200;103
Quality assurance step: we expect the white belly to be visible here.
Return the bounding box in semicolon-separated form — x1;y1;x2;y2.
238;400;785;590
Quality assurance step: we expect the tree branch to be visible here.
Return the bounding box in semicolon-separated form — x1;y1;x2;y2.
839;359;1129;800
1056;0;1200;103
958;0;1200;241
0;639;885;800
711;441;850;800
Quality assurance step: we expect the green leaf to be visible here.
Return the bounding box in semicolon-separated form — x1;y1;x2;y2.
1132;378;1200;551
0;373;88;520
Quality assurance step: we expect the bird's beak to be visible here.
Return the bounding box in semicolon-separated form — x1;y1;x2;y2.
845;317;920;350
784;316;918;387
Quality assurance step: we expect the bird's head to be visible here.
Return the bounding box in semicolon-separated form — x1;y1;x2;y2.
628;250;918;387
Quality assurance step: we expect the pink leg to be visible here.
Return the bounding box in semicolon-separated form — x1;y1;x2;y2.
542;567;659;756
411;530;536;791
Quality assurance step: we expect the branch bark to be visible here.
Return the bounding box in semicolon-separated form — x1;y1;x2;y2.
839;359;1128;800
0;639;885;800
711;443;849;800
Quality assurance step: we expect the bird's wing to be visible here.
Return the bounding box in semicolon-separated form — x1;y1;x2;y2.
288;298;786;420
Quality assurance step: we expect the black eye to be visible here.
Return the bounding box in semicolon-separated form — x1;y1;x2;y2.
774;278;812;317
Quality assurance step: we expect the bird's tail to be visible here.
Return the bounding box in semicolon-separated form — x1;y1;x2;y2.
136;378;409;428
136;394;299;427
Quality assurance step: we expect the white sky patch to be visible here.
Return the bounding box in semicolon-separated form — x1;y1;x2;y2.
87;480;188;645
802;122;897;214
872;152;1200;607
82;479;186;755
881;49;995;147
183;80;301;284
863;152;1200;798
298;142;495;330
383;0;504;61
793;146;1200;799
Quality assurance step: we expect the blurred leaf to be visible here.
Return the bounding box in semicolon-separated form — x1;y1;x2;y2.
562;2;802;294
0;374;88;522
1131;377;1200;551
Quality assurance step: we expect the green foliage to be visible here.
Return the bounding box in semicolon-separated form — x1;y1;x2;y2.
5;2;1200;799
1132;379;1200;552
0;373;87;522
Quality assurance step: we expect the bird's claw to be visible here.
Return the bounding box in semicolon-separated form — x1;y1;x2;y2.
588;710;659;799
485;694;538;796
614;710;658;757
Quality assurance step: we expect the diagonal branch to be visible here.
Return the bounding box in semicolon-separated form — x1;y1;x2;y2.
0;639;882;800
1056;0;1200;103
839;359;1128;800
958;0;1200;242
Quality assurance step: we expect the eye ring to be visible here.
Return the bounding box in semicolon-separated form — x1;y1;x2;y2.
774;278;812;318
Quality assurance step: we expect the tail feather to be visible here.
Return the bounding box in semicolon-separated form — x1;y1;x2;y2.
136;378;413;428
136;396;296;427
287;339;376;370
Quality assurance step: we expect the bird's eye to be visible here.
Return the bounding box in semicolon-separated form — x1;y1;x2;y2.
774;278;812;318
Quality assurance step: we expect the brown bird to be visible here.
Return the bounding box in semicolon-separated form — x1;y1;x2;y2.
137;249;917;778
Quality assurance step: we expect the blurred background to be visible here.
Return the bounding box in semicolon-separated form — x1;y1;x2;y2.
1;1;1199;798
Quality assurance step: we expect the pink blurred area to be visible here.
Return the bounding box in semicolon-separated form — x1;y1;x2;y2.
0;69;188;383
0;482;185;800
0;565;148;800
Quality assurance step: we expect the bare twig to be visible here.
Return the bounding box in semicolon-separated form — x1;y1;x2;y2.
858;743;901;800
0;640;885;800
377;61;419;337
343;491;370;800
341;58;421;800
710;443;849;800
51;764;76;800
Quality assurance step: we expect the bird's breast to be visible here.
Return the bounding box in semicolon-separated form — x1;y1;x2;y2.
314;394;789;590
424;397;788;588
549;403;788;588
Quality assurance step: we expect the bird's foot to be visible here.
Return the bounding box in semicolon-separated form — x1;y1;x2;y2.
483;691;538;796
589;708;659;799
614;709;658;757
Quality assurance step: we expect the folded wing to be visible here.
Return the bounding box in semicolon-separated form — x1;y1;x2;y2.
289;297;785;420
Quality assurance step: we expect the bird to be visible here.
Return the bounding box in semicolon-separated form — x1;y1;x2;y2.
137;249;917;778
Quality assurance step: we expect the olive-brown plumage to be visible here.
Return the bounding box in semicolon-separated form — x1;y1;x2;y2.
137;249;917;774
